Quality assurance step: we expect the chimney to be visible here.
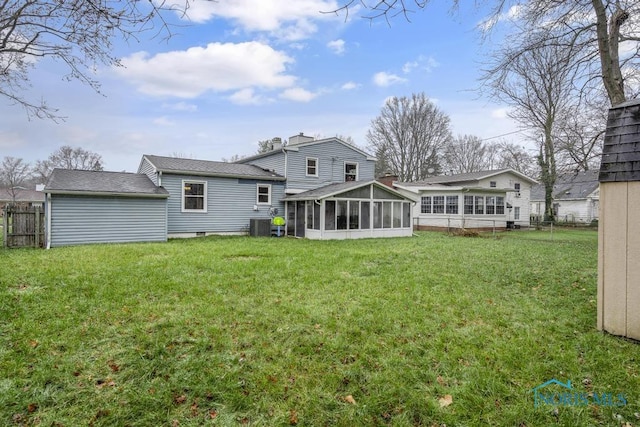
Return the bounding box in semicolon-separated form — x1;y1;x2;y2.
288;132;315;145
377;172;399;188
271;137;283;150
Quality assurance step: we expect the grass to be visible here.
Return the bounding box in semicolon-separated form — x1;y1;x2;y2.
0;230;638;426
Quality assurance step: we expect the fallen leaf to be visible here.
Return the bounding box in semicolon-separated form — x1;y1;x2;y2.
29;340;38;348
209;410;218;419
436;375;445;385
438;394;453;408
107;360;120;372
27;403;37;413
174;394;187;405
344;395;356;405
289;409;298;425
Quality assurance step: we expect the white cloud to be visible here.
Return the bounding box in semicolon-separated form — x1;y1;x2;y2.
491;108;510;119
402;55;440;74
167;0;342;41
153;116;175;126
117;42;296;98
341;81;359;90
229;88;267;105
280;87;318;102
163;101;198;112
372;72;407;87
327;39;346;55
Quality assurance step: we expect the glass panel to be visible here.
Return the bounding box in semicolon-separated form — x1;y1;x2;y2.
306;201;313;229
313;202;321;229
337;200;348;230
338;186;370;199
421;196;431;214
345;163;357;181
464;195;474;215
383;201;392;228
361;201;370;229
433;196;444;214
325;201;335;230
185;197;203;210
496;196;505;215
393;202;402;228
258;185;270;204
403;202;411;228
349;201;359;229
373;202;382;229
446;196;459;214
475;196;484;215
184;182;204;196
373;186;404;200
486;196;495;215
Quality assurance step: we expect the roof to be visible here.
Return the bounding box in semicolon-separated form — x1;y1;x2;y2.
44;169;169;198
143;154;285;180
599;98;640;182
530;170;599;201
0;188;45;203
283;180;413;201
238;137;377;163
399;168;537;186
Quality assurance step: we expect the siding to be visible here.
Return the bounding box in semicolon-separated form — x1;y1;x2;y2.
285;140;375;190
243;151;286;176
478;173;531;226
49;195;167;247
163;174;286;234
138;157;159;185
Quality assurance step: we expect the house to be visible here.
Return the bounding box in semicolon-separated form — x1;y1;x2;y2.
138;155;286;238
0;187;45;214
392;169;537;230
530;170;599;223
43;169;169;247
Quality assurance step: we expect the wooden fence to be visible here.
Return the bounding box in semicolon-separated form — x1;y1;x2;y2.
2;205;45;248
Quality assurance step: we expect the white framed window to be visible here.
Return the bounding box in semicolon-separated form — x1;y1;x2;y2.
490;181;497;188
182;180;207;212
344;162;358;181
514;206;520;220
306;157;318;177
257;184;271;205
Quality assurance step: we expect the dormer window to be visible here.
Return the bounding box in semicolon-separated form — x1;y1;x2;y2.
345;162;358;182
306;157;318;177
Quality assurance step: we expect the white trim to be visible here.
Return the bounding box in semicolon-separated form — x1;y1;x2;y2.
257;183;272;205
306;157;319;177
181;179;208;213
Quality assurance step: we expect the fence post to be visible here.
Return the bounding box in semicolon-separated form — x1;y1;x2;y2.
34;206;40;248
2;206;6;248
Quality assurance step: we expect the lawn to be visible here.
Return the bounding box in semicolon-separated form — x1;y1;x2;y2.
1;230;637;426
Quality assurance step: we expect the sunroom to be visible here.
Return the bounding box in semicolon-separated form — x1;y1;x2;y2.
283;180;416;239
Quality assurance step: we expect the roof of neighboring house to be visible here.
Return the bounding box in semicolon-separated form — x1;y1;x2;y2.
44;169;170;198
238;137;377;163
142;154;285;180
0;188;45;203
283;180;414;201
530;170;599;201
398;168;538;186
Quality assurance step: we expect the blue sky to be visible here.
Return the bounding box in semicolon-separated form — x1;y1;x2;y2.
0;0;524;173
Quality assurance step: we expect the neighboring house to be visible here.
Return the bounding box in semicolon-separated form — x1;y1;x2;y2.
43;169;169;247
530;170;599;223
138;155;286;237
0;187;45;213
393;169;537;230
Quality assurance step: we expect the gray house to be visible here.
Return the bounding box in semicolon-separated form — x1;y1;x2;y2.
530;170;599;223
44;169;169;247
138;155;286;237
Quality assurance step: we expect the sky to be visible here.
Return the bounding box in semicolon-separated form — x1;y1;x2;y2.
0;0;526;174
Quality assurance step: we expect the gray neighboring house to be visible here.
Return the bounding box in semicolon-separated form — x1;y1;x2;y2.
0;188;45;213
530;170;600;223
44;169;169;247
138;155;286;237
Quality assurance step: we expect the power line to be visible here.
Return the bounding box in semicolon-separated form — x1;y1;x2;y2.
480;129;526;142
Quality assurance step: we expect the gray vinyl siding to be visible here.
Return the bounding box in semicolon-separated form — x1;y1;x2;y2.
243;151;286;176
285;140;376;190
138;158;159;185
163;174;286;234
49;195;167;247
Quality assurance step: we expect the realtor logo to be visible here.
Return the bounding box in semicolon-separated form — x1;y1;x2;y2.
532;378;627;408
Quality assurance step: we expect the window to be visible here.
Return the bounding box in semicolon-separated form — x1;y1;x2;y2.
345;162;358;181
475;196;484;215
490;181;497;188
361;202;371;229
486;196;495;214
514;182;521;191
373;202;383;228
446;196;459;214
464;195;474;215
514;206;520;220
383;201;392;228
433;196;445;214
183;181;206;212
306;157;318;177
393;202;402;228
325;201;336;230
257;184;271;205
496;196;505;215
421;196;432;214
403;202;411;228
337;200;348;230
349;201;360;229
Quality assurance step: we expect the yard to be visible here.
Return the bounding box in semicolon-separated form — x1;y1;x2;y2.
1;230;637;426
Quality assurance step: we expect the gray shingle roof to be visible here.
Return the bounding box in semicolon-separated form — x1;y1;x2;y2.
600;98;640;182
144;154;285;180
0;188;45;203
530;170;599;201
399;168;536;186
45;169;169;197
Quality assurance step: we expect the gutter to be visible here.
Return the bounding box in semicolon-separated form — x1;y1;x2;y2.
45;190;170;198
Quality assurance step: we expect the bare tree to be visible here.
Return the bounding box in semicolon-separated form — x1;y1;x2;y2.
367;93;451;181
0;0;193;119
442;134;492;174
0;156;32;203
34;146;103;182
333;1;640;106
494;141;538;178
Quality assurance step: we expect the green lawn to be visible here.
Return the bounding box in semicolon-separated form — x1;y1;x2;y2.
1;230;637;426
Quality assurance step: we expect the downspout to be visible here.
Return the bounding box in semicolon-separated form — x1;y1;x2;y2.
46;193;52;249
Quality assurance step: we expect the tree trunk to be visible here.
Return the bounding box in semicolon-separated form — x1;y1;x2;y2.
592;0;627;105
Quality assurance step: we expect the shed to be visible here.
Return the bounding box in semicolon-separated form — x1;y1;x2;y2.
44;169;169;247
